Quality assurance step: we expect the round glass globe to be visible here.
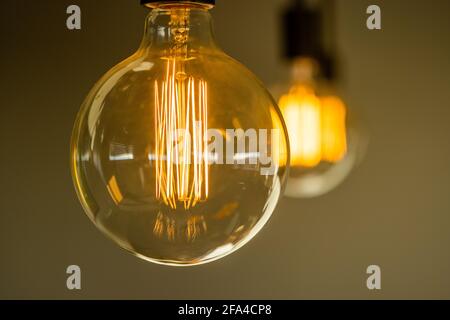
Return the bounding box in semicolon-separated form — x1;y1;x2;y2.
272;58;367;198
71;5;289;266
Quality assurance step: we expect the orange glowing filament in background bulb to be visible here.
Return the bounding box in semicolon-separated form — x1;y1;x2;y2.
154;59;209;210
278;86;347;168
321;96;347;163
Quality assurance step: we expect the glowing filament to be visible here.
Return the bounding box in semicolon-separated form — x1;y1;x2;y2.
279;87;347;168
321;96;347;163
154;59;209;209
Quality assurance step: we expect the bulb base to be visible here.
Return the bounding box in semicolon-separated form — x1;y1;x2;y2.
141;0;215;8
282;1;335;80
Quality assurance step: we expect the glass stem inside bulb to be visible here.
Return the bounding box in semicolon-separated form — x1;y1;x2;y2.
168;9;190;58
291;57;319;85
140;4;217;54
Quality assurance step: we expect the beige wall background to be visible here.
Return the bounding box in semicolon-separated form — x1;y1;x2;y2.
1;0;450;299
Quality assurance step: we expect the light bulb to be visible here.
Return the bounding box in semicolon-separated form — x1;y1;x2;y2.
273;57;366;198
71;0;289;266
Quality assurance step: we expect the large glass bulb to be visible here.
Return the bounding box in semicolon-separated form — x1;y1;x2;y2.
71;1;289;266
272;57;366;198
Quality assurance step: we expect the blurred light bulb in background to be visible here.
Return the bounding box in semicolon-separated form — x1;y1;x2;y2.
273;57;366;198
71;0;289;266
272;0;368;198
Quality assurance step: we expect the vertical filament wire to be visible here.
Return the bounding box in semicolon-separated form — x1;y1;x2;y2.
154;59;209;210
